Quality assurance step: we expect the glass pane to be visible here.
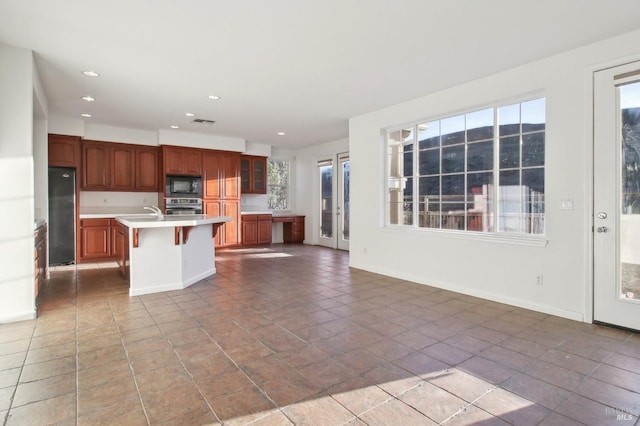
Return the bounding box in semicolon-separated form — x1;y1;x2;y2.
499;136;520;169
522;133;545;167
467;141;493;172
441;115;465;146
620;81;640;301
419;149;440;176
441;174;465;196
466;108;494;142
419;176;440;197
441;203;466;230
418;121;440;149
467;173;494;233
498;103;520;136
442;145;465;174
419;201;441;228
403;148;414;177
498;183;523;233
342;160;350;241
522;98;546;133
320;164;333;238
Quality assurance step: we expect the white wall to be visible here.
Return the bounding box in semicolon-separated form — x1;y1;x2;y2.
293;138;349;245
0;44;38;322
349;29;640;322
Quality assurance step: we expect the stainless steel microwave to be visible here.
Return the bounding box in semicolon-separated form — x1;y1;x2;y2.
165;175;202;197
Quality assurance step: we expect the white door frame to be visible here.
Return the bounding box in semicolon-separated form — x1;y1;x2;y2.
317;153;350;250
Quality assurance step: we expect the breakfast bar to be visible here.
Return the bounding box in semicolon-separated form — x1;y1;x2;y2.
115;214;231;296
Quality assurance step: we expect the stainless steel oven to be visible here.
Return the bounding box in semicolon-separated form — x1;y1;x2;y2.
165;198;203;215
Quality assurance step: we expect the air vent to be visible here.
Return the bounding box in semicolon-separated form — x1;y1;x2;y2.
192;118;216;125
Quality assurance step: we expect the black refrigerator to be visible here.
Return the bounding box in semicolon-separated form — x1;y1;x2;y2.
48;167;76;265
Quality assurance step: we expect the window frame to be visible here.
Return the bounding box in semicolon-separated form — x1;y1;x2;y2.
267;158;291;211
384;96;547;245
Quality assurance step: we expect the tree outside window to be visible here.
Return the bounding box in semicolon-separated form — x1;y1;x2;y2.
268;159;289;210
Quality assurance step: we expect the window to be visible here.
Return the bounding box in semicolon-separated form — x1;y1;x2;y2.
267;159;290;210
386;97;545;235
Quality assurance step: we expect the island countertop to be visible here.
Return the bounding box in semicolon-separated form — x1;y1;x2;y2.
115;214;231;228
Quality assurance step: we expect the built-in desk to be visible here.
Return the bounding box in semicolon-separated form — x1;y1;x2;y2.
272;215;305;243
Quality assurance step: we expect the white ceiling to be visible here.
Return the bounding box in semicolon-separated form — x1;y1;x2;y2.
2;1;640;149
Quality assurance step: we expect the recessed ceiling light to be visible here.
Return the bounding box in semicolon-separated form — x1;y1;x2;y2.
81;70;99;77
170;125;180;129
208;95;221;100
277;132;286;136
81;96;95;102
81;113;92;118
185;112;195;117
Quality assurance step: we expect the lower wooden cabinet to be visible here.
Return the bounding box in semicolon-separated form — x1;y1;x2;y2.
79;218;123;262
204;200;240;248
242;214;272;245
272;215;305;243
34;223;47;299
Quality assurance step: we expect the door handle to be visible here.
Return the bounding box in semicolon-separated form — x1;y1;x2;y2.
597;226;608;233
597;212;607;219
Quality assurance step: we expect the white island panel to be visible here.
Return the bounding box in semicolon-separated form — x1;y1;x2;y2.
116;215;230;296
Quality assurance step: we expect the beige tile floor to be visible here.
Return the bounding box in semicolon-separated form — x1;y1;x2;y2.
1;244;639;425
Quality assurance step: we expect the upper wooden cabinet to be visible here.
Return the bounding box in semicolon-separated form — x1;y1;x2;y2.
241;155;267;194
135;147;160;191
49;134;80;167
110;144;136;191
82;140;159;191
82;141;111;190
203;151;240;199
163;146;202;176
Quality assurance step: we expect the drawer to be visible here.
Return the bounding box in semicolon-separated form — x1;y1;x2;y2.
242;215;258;222
81;218;111;227
257;214;272;221
293;216;304;223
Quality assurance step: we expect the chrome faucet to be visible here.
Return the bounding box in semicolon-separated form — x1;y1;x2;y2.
144;206;164;219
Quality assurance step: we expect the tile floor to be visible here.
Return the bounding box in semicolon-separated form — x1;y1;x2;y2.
1;244;640;425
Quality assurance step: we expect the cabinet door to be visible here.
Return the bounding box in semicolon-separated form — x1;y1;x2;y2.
222;153;241;199
164;147;184;175
222;201;240;246
111;145;135;191
242;216;258;246
202;152;221;199
204;200;222;246
252;157;266;193
183;149;202;175
110;222;120;258
48;134;79;167
80;221;111;259
240;157;251;192
82;142;110;190
136;147;159;191
257;216;272;244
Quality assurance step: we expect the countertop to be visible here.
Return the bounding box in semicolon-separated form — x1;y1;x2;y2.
80;207;158;219
115;214;231;229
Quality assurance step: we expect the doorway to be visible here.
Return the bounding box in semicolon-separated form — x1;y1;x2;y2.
317;153;350;250
593;61;640;330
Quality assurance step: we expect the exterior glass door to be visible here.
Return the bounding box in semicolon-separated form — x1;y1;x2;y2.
337;154;350;251
318;159;334;248
594;62;640;330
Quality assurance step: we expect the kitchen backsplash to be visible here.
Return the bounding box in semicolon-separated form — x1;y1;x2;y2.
241;194;269;212
80;191;160;207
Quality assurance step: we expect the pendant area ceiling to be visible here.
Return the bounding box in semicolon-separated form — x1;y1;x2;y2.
1;0;640;148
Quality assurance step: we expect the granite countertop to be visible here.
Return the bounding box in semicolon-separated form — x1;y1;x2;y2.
80;206;158;218
115;214;231;228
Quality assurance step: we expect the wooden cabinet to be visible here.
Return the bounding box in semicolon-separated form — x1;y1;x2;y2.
82;140;159;191
34;223;47;299
80;218;111;260
273;215;305;244
82;141;111;190
49;134;80;167
241;155;267;194
242;214;272;245
111;145;136;191
163;146;202;176
135;147;160;191
114;221;128;276
205;200;241;247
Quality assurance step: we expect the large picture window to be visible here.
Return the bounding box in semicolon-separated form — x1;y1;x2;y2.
386;98;545;235
267;159;290;210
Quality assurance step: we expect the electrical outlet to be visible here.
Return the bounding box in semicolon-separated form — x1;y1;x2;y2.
103;198;107;204
536;274;543;285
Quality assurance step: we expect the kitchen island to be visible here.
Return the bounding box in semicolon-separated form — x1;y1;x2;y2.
115;214;231;296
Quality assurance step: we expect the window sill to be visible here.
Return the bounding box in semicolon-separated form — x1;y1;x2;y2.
383;225;548;247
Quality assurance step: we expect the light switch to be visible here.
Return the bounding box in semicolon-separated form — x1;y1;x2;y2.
560;198;574;210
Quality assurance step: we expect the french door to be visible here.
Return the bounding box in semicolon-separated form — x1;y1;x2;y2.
593;61;640;330
318;153;350;250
